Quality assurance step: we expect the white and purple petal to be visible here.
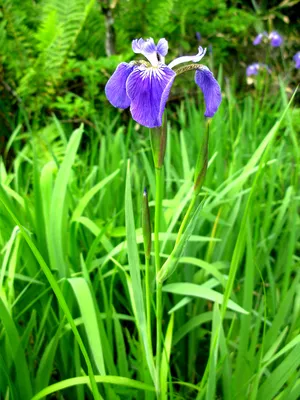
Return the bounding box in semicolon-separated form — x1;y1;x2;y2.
142;38;157;54
105;62;135;109
126;64;176;128
168;46;206;69
157;38;168;57
195;66;222;118
132;38;146;53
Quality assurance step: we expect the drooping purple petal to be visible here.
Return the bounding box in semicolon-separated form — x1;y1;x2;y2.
158;73;176;124
246;63;260;76
195;66;222;118
253;33;263;46
105;62;135;109
269;31;283;47
157;38;168;57
126;64;176;128
293;52;300;69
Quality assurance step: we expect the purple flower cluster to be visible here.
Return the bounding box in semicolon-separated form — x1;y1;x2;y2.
246;63;271;77
105;38;222;128
249;31;299;77
253;31;283;47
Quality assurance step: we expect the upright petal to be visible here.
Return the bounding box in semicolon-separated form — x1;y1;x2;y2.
143;38;157;54
126;64;176;128
195;66;222;118
132;38;146;53
168;46;206;69
157;38;168;57
105;62;135;109
269;31;283;47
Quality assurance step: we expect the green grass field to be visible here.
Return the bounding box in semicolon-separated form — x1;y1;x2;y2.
0;74;299;400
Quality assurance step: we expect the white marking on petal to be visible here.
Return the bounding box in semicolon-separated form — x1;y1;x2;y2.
168;46;207;69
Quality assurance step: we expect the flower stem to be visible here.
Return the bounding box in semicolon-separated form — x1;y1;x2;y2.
176;193;197;245
154;166;163;397
145;255;152;350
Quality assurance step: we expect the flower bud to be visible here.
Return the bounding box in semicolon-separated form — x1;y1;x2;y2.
150;116;167;169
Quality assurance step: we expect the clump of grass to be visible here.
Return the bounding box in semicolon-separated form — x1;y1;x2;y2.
0;80;299;400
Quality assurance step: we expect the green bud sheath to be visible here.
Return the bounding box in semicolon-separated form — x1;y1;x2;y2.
150;116;167;169
194;119;210;194
142;187;152;259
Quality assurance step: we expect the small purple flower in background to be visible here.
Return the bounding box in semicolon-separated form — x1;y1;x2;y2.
246;63;271;77
293;52;300;69
246;63;260;76
269;31;283;47
105;37;222;128
196;32;201;41
252;31;283;47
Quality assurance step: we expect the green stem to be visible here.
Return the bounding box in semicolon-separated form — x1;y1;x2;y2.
176;193;197;245
154;167;163;398
145;255;152;350
156;281;163;398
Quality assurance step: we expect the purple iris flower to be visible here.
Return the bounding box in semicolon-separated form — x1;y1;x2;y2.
246;63;260;76
293;52;300;69
246;63;271;76
105;37;222;128
253;31;283;47
268;31;283;47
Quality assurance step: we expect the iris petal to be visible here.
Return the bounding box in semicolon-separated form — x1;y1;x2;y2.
253;33;263;45
143;38;157;54
195;66;222;118
105;62;135;109
168;46;206;69
157;38;168;57
126;64;176;128
132;38;145;53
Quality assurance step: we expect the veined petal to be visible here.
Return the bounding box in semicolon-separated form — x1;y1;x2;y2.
143;38;157;54
105;62;135;109
132;38;146;53
126;64;176;128
195;66;222;118
168;46;206;69
158;73;176;124
157;38;168;57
